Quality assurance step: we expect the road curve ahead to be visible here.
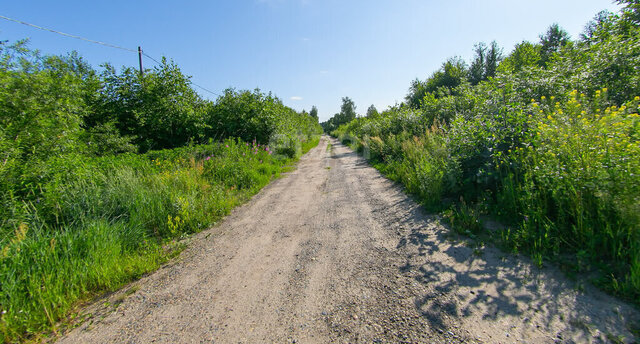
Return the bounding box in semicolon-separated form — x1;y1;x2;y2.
59;136;638;343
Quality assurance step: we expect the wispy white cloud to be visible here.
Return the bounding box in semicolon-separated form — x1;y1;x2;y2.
319;70;329;74
290;96;303;101
302;37;310;42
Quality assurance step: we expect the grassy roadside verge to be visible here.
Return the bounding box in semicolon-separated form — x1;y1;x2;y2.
322;3;640;305
0;136;319;343
332;90;640;302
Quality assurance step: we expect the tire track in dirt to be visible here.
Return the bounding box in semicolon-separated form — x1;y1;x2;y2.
58;136;639;343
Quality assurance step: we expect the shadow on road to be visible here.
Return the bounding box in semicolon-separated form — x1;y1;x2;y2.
396;187;636;341
331;137;638;341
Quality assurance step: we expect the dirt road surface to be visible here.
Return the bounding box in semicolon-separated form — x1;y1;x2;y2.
59;136;639;343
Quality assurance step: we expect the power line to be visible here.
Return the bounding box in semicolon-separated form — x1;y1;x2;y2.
192;83;221;97
142;52;163;65
1;14;222;98
0;14;137;52
141;52;220;97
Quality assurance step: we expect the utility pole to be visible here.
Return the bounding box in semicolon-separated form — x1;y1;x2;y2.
138;46;144;75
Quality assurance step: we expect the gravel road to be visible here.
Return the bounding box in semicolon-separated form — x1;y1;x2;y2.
58;136;639;343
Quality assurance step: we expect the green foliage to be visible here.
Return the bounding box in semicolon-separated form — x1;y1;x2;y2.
366;104;379;118
321;96;358;133
309;105;319;120
80;122;137;155
468;42;486;85
405;57;469;109
405;79;429;109
617;0;640;25
206;88;320;151
469;41;503;85
484;41;503;80
94;59;208;152
0;137;316;342
503;92;640;285
0;42;90;191
0;220;164;341
443;200;484;236
581;10;618;42
539;23;571;67
389;130;458;209
427;57;468;94
498;41;541;73
334;10;640;303
0;40;321;342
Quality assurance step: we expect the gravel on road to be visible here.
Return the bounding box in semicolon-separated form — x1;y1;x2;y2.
58;136;639;343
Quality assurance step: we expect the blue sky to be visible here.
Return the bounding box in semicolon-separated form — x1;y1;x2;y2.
1;0;622;121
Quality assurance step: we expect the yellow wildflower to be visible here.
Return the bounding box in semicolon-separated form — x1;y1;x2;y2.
14;223;28;244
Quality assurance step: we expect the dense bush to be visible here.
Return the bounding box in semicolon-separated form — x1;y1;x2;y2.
207;88;320;149
94;60;208;152
334;6;640;302
0;138;321;341
0;39;321;342
320;97;357;133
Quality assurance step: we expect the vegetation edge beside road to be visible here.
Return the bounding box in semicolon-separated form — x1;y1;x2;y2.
0;38;322;342
325;2;640;305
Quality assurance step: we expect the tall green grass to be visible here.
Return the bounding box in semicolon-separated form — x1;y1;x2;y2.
497;92;640;297
0;137;319;342
336;90;640;301
332;7;640;301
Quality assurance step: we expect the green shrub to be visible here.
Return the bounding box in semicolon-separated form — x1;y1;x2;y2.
496;91;640;296
0;135;319;342
333;10;640;301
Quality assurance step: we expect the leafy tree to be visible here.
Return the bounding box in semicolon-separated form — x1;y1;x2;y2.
498;41;541;73
405;78;428;108
406;57;468;108
366;104;379;118
339;96;357;123
617;0;640;25
581;10;618;42
206;88;279;144
0;41;88;169
320;97;358;132
321;114;341;133
95;58;208;152
80;122;137;155
309;105;318;120
204;88;320;145
425;57;468;93
484;41;502;79
468;42;486;85
539;23;570;67
469;41;502;84
330;2;640;303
